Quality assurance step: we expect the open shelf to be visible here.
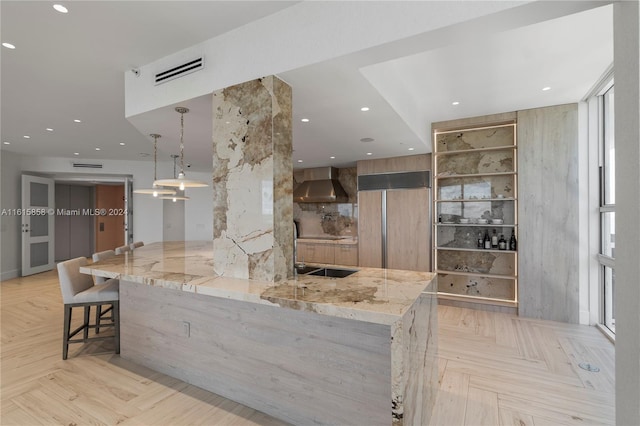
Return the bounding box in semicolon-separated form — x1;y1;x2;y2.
433;119;518;311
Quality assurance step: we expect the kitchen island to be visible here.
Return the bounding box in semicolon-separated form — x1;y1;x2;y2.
82;241;438;426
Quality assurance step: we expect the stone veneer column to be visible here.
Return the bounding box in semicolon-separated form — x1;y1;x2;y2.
211;76;292;281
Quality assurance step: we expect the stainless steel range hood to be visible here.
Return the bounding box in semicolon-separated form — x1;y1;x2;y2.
293;167;348;203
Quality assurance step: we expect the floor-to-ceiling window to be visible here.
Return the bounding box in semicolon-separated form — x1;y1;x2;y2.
599;84;615;333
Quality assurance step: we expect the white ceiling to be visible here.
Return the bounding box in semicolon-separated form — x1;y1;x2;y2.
1;1;613;172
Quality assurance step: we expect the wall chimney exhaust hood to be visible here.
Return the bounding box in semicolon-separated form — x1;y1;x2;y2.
293;167;348;203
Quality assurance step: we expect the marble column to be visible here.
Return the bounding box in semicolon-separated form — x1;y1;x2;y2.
211;76;293;281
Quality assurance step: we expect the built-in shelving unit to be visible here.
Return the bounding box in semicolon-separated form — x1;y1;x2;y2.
432;120;518;310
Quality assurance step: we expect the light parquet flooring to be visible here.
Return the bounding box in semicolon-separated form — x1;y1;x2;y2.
431;305;615;426
1;270;615;425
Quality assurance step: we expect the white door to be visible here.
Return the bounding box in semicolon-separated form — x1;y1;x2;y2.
21;175;55;276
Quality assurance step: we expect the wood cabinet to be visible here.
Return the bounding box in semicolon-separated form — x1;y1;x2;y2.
335;244;358;267
432;115;518;311
296;241;358;266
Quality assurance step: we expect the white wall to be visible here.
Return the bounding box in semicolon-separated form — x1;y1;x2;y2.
1;151;214;278
0;152;170;278
1;151;24;280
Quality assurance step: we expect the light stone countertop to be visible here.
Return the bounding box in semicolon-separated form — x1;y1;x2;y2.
81;241;436;325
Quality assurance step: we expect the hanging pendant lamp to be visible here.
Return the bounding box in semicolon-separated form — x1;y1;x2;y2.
154;107;208;190
159;154;190;202
133;134;176;197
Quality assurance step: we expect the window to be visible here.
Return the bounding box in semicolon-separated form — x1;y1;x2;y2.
600;85;615;333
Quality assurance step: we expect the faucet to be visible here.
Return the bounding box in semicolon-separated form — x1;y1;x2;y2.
293;222;304;269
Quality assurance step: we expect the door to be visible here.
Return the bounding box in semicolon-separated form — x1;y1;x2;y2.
95;184;125;252
386;188;430;271
21;175;55;276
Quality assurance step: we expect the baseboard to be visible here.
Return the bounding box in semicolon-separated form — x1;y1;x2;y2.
438;297;518;315
1;269;19;281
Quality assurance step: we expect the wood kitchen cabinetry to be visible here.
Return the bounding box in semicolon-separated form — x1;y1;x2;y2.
335;244;358;267
432;114;518;311
296;241;358;266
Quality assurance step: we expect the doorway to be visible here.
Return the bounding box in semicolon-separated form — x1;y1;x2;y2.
95;184;125;252
54;183;94;261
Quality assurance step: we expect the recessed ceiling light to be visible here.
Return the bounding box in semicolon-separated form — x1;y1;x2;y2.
301;118;310;123
360;107;370;112
297;159;303;163
408;147;415;151
330;156;335;159
452;101;460;106
366;152;373;156
360;137;374;143
53;4;68;13
23;135;30;139
3;142;10;145
73;152;79;155
74;119;82;123
95;148;101;151
2;42;15;49
46;128;53;132
119;142;125;146
542;86;551;91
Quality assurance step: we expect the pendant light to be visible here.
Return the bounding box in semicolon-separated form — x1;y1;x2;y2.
133;134;176;197
154;107;208;190
159;155;190;202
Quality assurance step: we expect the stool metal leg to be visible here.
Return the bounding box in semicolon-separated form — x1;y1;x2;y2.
95;305;102;334
63;305;72;360
113;301;120;354
83;306;90;341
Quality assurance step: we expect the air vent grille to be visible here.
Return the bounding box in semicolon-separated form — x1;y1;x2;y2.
154;57;204;85
72;162;103;169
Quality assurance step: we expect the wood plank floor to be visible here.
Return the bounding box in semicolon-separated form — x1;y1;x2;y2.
1;270;615;425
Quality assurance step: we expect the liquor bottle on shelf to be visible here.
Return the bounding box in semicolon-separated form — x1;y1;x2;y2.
477;232;483;249
498;234;507;250
491;229;498;248
510;230;517;251
483;230;491;249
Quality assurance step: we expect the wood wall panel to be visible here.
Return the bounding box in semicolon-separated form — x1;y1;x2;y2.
386;188;430;271
95;185;124;252
358;191;383;268
517;104;579;323
357;154;430;175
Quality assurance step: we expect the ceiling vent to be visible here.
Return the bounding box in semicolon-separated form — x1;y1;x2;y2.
154;57;204;85
72;162;103;169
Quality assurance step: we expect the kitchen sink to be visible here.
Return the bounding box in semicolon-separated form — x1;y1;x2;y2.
295;265;322;275
307;268;358;278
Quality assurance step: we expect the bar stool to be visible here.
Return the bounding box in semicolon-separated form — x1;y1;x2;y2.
114;245;131;255
91;249;118;332
92;250;116;284
57;257;120;360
